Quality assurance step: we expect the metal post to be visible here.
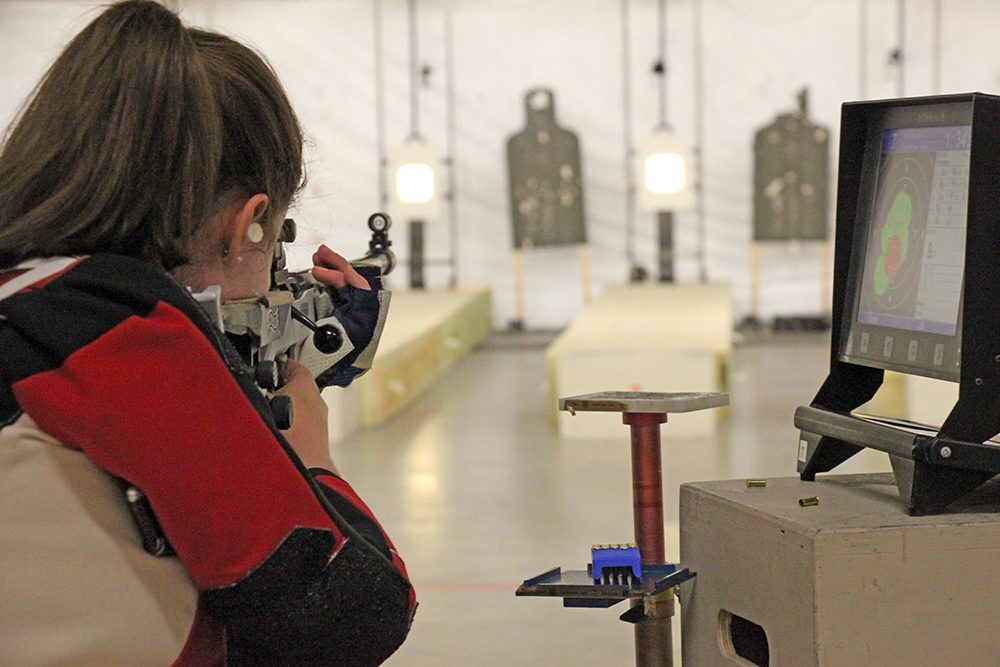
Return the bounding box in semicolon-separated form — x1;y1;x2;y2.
410;219;425;289
519;392;727;665
624;411;672;667
657;211;674;283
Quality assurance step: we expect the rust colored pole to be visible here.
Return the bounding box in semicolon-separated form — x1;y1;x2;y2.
623;411;672;667
634;601;673;667
624;412;667;564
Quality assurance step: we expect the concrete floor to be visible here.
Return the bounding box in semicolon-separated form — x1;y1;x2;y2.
334;331;891;666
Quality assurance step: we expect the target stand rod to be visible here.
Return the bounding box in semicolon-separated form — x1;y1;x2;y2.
515;391;727;665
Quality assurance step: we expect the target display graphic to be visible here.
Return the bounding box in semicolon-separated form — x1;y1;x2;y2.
859;150;931;320
875;191;912;295
856;125;970;336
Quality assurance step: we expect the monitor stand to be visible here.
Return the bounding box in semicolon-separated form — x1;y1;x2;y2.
792;346;1000;513
796;404;1000;515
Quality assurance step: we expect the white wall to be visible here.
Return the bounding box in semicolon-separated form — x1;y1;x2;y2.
2;0;998;328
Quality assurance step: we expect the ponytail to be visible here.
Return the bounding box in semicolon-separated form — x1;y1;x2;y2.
190;29;305;234
0;0;222;269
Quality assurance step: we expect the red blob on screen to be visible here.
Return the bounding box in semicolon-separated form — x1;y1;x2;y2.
885;236;903;279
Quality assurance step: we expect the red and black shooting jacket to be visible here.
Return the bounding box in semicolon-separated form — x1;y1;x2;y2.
0;254;415;666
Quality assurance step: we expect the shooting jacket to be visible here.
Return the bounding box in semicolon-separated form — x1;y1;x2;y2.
0;255;415;666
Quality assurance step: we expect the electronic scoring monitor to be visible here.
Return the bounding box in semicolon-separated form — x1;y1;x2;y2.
797;92;1000;513
839;102;972;382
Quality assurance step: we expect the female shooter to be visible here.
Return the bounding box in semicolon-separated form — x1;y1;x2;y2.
0;2;415;665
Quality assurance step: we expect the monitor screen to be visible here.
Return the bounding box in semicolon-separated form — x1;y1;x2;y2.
840;102;971;381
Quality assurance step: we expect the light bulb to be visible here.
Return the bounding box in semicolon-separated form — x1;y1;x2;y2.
396;163;435;204
387;141;442;219
636;129;695;212
644;152;686;194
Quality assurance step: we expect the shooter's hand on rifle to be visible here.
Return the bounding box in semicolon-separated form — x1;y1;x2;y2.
312;244;371;291
277;358;336;473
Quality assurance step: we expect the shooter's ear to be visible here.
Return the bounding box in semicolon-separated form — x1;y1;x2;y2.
223;193;271;262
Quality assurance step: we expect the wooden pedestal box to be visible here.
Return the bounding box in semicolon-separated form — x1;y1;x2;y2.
679;474;1000;666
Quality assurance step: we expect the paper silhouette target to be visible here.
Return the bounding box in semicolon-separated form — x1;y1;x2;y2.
753;94;830;241
506;89;586;249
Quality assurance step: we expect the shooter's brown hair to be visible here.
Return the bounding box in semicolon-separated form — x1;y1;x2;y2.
0;0;305;270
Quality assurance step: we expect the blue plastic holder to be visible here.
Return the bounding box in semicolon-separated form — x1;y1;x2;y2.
591;543;642;584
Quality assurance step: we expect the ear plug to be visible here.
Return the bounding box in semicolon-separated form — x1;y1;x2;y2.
247;222;264;243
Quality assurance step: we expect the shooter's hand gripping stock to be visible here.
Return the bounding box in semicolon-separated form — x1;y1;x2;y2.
192;213;394;429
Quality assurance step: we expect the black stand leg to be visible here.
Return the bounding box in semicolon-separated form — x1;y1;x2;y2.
798;434;864;481
902;460;995;515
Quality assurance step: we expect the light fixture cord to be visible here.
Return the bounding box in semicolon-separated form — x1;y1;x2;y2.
622;0;638;270
445;0;458;287
932;0;941;94
374;0;388;206
858;0;867;99
896;0;905;97
657;0;668;129
408;0;422;140
694;0;707;283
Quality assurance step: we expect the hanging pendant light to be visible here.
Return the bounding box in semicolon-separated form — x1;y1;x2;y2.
388;140;441;218
637;127;694;211
636;0;693;213
387;0;441;222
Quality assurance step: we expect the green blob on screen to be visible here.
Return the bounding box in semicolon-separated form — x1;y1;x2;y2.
873;191;913;296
